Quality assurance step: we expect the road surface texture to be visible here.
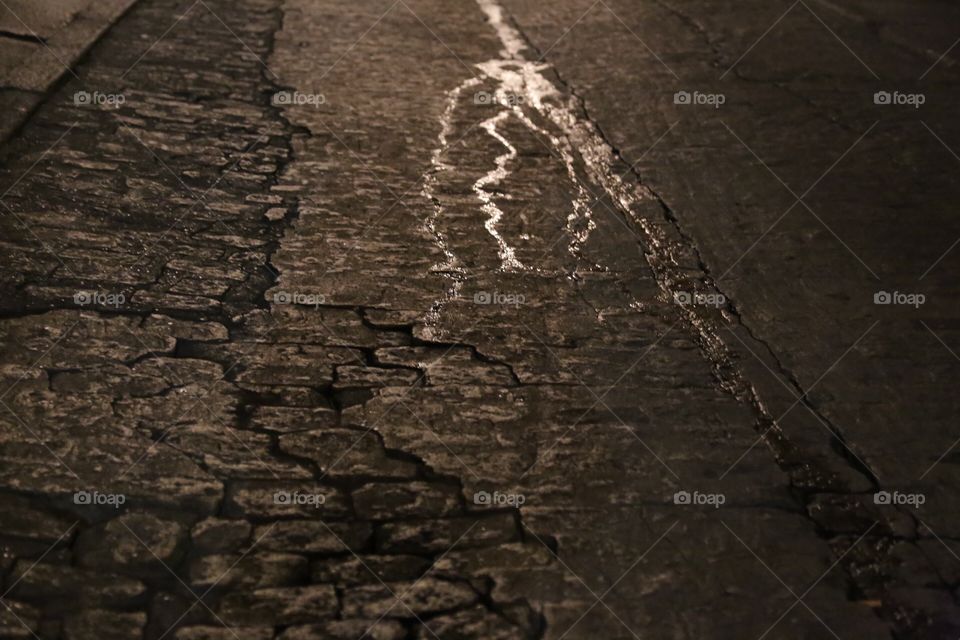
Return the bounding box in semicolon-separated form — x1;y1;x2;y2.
0;0;957;639
0;0;139;142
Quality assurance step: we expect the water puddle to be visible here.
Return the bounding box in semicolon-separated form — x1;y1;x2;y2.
421;76;481;338
421;1;610;320
475;110;524;270
471;0;797;449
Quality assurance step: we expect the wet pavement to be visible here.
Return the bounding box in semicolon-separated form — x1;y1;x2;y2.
0;0;958;639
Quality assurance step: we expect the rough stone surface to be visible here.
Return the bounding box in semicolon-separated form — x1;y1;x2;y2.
0;0;955;638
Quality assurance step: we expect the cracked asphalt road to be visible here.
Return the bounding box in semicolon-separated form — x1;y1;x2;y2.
0;0;958;638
